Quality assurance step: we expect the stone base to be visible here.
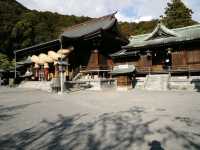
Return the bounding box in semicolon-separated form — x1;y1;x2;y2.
18;81;52;92
117;86;132;91
81;79;117;91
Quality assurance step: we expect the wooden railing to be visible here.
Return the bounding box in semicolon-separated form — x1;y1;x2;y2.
172;64;200;71
136;64;200;74
80;65;113;72
77;64;200;74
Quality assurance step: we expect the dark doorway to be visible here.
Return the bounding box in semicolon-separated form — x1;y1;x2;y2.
164;51;172;70
152;49;171;72
152;50;165;71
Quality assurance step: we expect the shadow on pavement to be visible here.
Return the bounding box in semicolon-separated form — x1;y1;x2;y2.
0;106;200;150
0;102;40;122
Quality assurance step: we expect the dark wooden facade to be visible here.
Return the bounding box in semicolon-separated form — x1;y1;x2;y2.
14;13;128;82
86;50;113;70
111;23;200;76
114;75;132;88
113;47;200;75
61;13;128;79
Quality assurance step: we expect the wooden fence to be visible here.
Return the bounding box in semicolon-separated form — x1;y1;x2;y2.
136;64;200;74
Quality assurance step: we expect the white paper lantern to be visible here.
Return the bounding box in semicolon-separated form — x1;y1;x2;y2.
38;58;46;65
31;55;40;63
39;53;53;63
57;49;70;55
44;63;49;68
48;51;60;60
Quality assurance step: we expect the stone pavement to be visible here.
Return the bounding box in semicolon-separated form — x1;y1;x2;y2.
0;87;200;150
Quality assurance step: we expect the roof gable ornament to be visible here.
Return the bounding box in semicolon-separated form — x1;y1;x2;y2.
145;22;179;41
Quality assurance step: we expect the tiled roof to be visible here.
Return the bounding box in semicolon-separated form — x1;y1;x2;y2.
124;23;200;49
62;13;117;39
15;39;61;57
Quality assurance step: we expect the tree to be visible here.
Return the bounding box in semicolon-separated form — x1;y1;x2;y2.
162;0;196;28
0;53;14;70
0;0;28;56
119;20;158;37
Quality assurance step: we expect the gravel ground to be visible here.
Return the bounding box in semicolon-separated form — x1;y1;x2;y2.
0;87;200;150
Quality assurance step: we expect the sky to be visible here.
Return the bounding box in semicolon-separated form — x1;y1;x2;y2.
16;0;200;23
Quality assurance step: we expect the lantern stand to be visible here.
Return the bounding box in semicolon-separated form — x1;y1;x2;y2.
14;51;17;79
58;58;68;94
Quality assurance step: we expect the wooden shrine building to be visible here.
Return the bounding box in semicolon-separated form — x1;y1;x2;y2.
15;13;128;83
60;12;128;79
111;23;200;76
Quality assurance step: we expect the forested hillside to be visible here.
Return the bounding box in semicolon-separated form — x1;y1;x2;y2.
0;0;28;55
119;20;158;37
0;0;198;61
0;0;91;57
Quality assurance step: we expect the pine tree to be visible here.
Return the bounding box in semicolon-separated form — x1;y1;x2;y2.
162;0;196;28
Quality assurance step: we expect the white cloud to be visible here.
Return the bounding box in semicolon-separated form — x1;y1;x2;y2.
16;0;200;22
116;13;153;23
135;16;154;23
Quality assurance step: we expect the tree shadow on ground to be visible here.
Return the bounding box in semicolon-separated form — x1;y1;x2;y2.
0;106;199;150
156;116;200;150
0;106;158;150
159;126;200;150
0;102;40;122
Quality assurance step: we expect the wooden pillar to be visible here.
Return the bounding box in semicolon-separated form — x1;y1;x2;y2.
39;65;44;81
87;49;99;70
54;63;59;78
107;57;113;69
34;64;39;81
44;63;49;81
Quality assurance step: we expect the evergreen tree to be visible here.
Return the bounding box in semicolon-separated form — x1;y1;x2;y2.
0;53;14;70
162;0;196;28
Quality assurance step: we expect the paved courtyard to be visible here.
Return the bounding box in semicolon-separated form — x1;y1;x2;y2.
0;87;200;150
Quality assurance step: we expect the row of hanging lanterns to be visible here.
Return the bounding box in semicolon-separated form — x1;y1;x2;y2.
31;49;72;68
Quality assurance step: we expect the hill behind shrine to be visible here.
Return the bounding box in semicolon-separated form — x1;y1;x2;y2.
0;0;198;59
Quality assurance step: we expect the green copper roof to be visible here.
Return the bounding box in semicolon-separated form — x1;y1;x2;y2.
16;56;32;65
124;23;200;49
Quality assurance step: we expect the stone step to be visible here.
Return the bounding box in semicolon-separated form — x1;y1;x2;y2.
135;75;200;91
144;74;170;91
169;76;200;91
18;81;52;92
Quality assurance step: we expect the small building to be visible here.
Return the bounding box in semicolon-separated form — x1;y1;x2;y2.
110;64;135;90
111;23;200;76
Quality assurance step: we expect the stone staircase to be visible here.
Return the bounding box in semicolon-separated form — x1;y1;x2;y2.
169;76;200;91
144;74;170;91
18;81;52;92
